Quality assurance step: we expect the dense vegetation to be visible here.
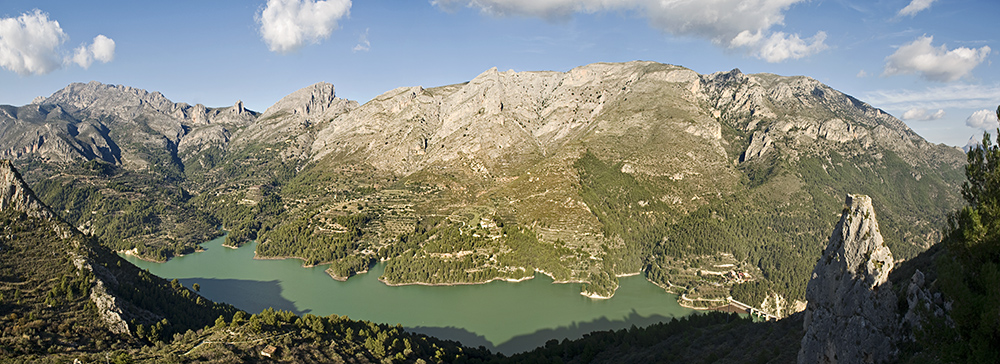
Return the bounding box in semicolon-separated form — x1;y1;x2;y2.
29;162;218;261
0;210;236;359
505;312;802;364
917;122;1000;362
575;142;960;308
379;217;573;285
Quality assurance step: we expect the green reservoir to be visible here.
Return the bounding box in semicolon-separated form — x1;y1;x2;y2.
122;234;694;354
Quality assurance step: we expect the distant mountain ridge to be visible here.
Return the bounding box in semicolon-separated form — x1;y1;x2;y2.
0;61;967;315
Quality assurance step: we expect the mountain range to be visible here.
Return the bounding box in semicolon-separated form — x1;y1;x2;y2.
0;61;966;314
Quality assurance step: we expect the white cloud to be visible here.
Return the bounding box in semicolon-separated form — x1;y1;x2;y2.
432;0;826;63
257;0;352;53
0;10;115;75
91;34;115;63
865;84;1000;110
884;35;991;82
0;9;67;75
898;0;935;17
748;31;827;63
857;69;869;78
901;107;945;120
966;109;1000;130
71;34;115;69
353;28;370;52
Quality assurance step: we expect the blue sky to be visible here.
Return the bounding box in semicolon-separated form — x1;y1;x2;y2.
1;0;997;147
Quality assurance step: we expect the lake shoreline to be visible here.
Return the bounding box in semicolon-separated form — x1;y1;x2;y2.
117;247;205;263
120;235;697;356
253;253;325;268
378;274;536;287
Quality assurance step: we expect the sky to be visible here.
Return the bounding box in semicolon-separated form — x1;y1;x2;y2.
0;0;997;147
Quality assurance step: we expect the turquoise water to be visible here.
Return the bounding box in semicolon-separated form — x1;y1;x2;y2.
122;235;694;354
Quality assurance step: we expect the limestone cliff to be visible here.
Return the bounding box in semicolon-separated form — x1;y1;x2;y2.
233;82;357;160
798;194;898;363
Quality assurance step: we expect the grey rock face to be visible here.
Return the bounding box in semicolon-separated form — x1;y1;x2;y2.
903;269;953;338
234;82;357;159
799;194;898;364
742;130;772;162
0;159;57;220
71;253;131;335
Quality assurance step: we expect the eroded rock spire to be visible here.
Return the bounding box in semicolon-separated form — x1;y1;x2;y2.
798;194;898;364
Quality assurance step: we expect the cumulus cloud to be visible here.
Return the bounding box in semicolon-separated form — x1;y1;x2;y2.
432;0;826;63
71;35;115;69
257;0;352;53
898;0;935;17
0;10;68;75
901;107;945;121
884;35;991;82
966;109;1000;130
857;69;870;78
0;10;115;75
737;30;827;63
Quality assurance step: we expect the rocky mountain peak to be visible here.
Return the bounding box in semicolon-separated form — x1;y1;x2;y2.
260;82;352;121
0;159;57;221
799;194;898;364
43;81;175;114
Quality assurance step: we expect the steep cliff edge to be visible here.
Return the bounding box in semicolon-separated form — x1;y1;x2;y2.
1;159;57;221
799;194;898;363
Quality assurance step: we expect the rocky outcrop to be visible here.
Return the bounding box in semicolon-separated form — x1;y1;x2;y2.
0;159;57;220
741;130;773;162
234;82;357;159
70;253;131;335
902;269;953;339
799;194;898;364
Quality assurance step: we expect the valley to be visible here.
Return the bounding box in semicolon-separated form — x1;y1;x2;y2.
121;234;695;355
2;62;964;318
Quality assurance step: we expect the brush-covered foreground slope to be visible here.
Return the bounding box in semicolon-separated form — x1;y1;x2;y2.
1;61;964;314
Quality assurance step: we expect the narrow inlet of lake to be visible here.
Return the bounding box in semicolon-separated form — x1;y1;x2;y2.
121;234;694;354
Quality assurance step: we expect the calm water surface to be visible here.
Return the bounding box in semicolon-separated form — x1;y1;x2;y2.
122;235;694;354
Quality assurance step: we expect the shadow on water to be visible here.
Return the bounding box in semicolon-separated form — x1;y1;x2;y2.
405;326;495;351
407;309;678;355
178;278;309;316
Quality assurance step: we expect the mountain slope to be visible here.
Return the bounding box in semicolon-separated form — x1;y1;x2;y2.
0;159;238;358
0;61;966;314
257;61;963;306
